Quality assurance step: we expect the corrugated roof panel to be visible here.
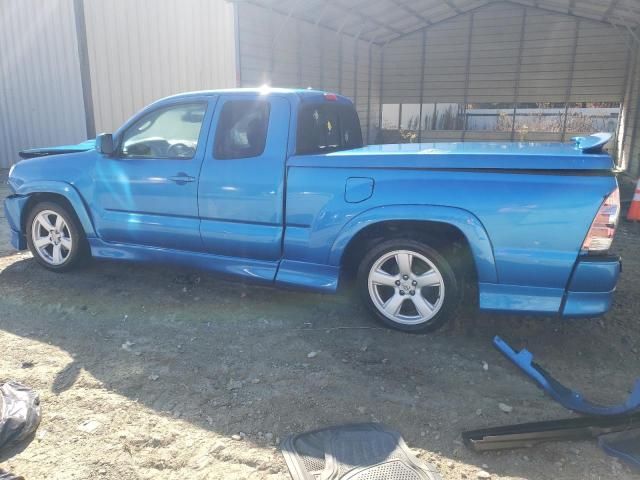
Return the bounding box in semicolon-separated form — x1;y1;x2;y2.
244;0;640;44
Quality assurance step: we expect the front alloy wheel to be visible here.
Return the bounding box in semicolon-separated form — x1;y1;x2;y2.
358;240;460;332
31;210;73;266
26;201;87;272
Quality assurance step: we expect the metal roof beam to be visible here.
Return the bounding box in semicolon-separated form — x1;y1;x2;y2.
238;0;372;44
384;1;493;43
626;25;640;45
443;0;463;15
322;0;405;36
506;0;638;28
389;0;433;26
343;0;433;35
271;0;302;47
358;25;406;43
313;2;328;25
602;0;622;22
241;0;639;45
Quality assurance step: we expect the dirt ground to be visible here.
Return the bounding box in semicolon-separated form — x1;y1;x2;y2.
1;169;639;480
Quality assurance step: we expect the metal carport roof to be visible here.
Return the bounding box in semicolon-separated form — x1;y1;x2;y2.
241;0;640;44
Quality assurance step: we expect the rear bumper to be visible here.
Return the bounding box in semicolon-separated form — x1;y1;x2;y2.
4;195;28;250
479;255;621;317
561;255;621;317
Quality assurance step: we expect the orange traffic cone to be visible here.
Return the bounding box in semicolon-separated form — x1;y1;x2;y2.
628;178;640;221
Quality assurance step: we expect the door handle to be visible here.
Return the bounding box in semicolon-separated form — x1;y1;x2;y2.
169;173;195;185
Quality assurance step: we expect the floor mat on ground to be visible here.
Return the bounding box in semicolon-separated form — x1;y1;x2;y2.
281;423;442;480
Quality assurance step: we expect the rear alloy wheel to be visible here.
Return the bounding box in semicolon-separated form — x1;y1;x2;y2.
357;240;460;333
26;201;86;272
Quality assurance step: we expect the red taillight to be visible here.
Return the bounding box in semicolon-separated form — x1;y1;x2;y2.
324;93;338;101
582;187;620;254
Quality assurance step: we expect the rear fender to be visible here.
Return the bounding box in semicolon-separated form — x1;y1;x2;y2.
13;181;96;238
328;204;498;284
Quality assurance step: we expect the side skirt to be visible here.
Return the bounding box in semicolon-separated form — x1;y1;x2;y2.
88;239;342;292
275;259;340;293
88;238;277;284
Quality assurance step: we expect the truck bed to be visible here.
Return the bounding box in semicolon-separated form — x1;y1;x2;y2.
285;139;618;315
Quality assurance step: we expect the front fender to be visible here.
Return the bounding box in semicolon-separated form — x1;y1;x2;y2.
328;204;498;284
13;181;96;238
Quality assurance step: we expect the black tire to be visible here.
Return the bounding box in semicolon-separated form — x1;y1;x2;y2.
356;239;460;333
26;201;88;272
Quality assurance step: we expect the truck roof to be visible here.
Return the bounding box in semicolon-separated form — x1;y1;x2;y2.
162;87;346;101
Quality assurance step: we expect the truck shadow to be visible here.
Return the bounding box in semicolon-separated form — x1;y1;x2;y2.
0;254;637;479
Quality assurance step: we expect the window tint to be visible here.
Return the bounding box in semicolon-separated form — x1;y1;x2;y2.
121;102;206;159
296;103;363;155
214;100;270;159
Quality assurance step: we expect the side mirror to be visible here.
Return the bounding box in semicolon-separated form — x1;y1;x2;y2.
95;133;115;155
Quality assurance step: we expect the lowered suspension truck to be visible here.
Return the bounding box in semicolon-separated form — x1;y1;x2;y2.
4;88;621;332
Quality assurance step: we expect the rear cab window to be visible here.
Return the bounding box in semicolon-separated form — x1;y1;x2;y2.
296;102;363;155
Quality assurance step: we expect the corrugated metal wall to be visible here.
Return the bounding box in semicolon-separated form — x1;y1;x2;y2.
84;0;237;134
236;2;382;143
382;1;633;144
622;45;640;177
0;0;88;168
618;36;636;173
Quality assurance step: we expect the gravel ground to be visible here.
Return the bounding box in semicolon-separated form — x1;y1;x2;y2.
1;168;640;479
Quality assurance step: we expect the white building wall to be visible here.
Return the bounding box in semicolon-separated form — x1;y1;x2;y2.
237;2;382;143
83;0;237;134
0;0;87;168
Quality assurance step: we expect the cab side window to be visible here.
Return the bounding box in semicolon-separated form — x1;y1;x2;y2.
214;100;271;160
120;102;207;159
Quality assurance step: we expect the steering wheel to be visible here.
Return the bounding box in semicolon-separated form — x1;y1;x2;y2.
168;143;195;158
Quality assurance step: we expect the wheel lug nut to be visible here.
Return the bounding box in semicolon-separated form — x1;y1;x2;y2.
402;275;409;280
399;291;405;296
395;280;401;286
410;290;415;296
412;280;417;286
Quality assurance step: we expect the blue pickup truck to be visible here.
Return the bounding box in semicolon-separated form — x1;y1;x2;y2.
4;88;621;332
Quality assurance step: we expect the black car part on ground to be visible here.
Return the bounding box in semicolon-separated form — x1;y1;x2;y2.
493;336;640;416
0;382;41;450
282;423;442;480
462;412;640;452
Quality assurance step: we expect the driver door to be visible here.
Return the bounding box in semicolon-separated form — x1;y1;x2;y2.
93;97;216;251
